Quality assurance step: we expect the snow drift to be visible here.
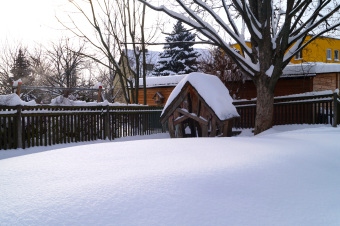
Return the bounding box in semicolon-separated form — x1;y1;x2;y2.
1;126;340;225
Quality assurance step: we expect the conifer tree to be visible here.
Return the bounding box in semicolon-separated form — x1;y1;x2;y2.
10;48;31;80
153;21;199;76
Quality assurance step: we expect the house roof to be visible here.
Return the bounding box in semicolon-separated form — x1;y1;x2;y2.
153;92;164;99
138;74;186;88
283;62;340;75
161;73;240;121
137;62;340;88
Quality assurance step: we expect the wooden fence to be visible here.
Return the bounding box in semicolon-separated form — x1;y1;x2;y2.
233;92;340;129
2;92;339;150
0;105;164;150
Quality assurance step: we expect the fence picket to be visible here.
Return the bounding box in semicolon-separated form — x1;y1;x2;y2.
0;105;163;150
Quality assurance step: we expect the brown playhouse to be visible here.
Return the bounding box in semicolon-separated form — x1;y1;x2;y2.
160;73;240;138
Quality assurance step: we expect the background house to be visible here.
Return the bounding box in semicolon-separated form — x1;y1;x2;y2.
230;36;340;99
117;37;340;105
113;48;210;104
112;49;160;103
291;35;340;64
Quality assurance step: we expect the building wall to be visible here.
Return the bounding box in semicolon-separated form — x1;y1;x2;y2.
112;54;131;104
274;77;314;96
291;36;340;64
313;73;339;91
136;86;175;106
231;77;314;100
137;77;314;104
112;76;127;104
232;36;340;64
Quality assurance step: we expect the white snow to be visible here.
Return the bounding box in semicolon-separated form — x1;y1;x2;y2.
49;96;142;107
1;125;340;225
283;62;340;75
233;89;336;103
138;74;186;88
12;79;22;87
162;72;239;121
92;82;102;89
0;93;37;106
265;65;274;77
0;94;141;107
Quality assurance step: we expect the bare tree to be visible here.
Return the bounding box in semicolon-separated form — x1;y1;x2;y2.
62;0;159;104
139;0;340;134
44;38;87;97
0;44;17;95
199;47;245;99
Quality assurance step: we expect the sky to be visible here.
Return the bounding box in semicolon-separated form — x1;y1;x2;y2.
0;0;79;47
0;0;199;52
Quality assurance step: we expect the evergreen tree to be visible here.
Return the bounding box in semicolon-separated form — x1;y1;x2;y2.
10;48;31;80
10;48;36;101
153;21;200;76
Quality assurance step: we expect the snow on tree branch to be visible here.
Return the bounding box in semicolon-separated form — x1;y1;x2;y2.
138;0;260;75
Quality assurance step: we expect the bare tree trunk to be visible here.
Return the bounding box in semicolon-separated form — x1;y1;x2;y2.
141;4;147;105
254;77;275;135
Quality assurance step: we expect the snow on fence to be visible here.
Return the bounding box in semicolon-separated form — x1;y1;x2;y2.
0;105;164;150
1;92;339;150
233;92;340;129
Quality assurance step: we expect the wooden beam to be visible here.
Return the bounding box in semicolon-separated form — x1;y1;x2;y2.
174;110;184;138
173;115;189;126
200;123;208;137
210;117;217;137
16;82;22;96
176;108;208;126
160;83;190;124
97;86;102;103
168;116;175;138
222;119;233;137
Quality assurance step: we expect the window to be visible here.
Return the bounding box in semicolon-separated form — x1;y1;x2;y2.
295;50;303;60
327;49;332;60
334;50;339;61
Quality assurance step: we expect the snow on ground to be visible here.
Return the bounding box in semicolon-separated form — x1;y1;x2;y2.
1;125;340;226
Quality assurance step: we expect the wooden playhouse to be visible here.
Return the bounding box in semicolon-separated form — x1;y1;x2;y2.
160;73;239;138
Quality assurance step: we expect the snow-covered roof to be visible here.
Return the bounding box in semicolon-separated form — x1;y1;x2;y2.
283;62;340;75
161;73;239;121
138;74;186;88
139;62;340;88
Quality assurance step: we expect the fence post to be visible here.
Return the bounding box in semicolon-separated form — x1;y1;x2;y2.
16;105;23;148
16;82;22;96
97;86;102;103
104;105;111;140
334;92;338;127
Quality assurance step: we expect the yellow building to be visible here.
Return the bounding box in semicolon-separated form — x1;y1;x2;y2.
290;35;340;64
232;35;340;64
227;36;340;99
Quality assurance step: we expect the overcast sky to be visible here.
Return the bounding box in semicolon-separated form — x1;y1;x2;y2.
0;0;204;51
0;0;75;47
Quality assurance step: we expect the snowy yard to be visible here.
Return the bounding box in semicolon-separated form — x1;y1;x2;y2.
1;125;340;225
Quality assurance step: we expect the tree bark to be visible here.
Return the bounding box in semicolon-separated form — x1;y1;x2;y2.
254;77;274;135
